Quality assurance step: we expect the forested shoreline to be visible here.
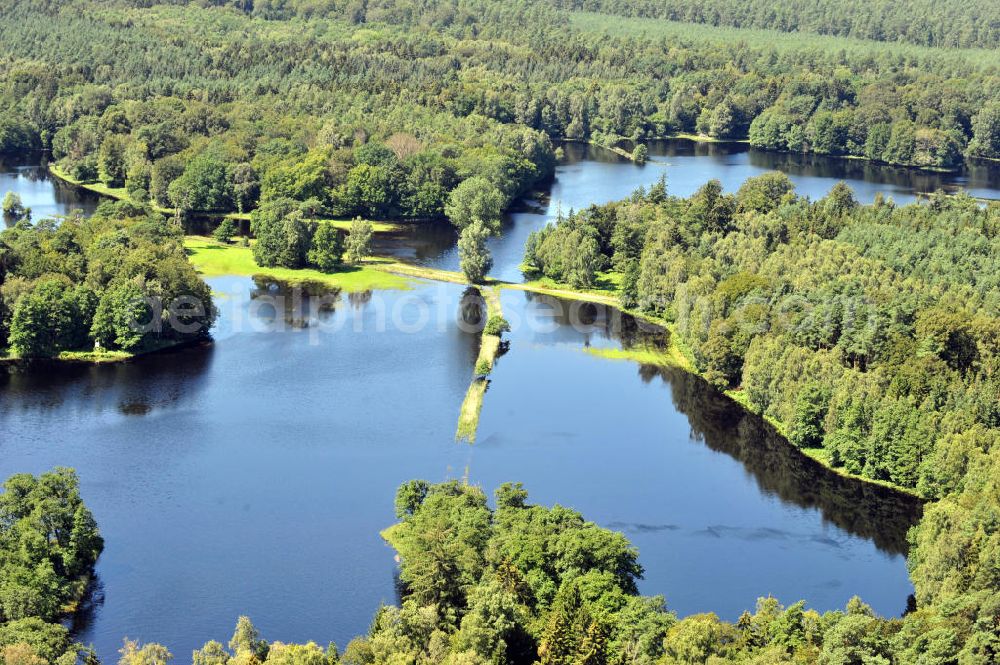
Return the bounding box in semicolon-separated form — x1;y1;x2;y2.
0;199;216;359
525;174;999;495
0;0;997;230
518;175;1000;659
1;476;995;665
0;469;104;665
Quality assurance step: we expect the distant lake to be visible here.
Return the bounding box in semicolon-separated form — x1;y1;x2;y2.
376;139;1000;281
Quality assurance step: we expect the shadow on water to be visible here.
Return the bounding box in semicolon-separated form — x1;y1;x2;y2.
0;342;215;419
517;291;922;556
249;276;343;328
644;363;922;555
0;154;103;222
66;575;106;639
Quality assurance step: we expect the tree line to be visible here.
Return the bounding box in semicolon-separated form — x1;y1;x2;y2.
544;0;1000;49
0;469;103;665
525;175;999;494
0;0;997;230
521;176;1000;658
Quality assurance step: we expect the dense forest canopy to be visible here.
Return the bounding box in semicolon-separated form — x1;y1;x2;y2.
526;176;1000;494
0;469;103;665
0;0;997;227
544;0;1000;49
0;200;216;357
1;1;999;663
523;178;1000;661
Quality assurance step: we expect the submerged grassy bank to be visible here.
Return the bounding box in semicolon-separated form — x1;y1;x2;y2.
0;337;206;366
513;275;920;497
455;286;506;443
222;212;402;234
1;348;132;364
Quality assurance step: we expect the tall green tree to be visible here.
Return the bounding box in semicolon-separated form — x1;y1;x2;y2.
458;221;493;284
308;224;344;273
446;177;504;233
343;219;373;265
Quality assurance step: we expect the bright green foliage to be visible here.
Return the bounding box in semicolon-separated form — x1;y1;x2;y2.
483;316;510;337
168;153;232;213
458;221;493;284
8;278;91;357
261;150;331;207
192;641;229;665
788;383;831;449
0;468;103;626
229;616;268;661
0;203;215;355
109;472;1000;665
118;640;172;665
525;211;604;288
213;218;238;244
332;165;394;219
446;178;505;234
98;134;128;187
526;176;1000;495
968;103;1000;159
511;174;1000;659
631;144;647;164
251;200;314;269
393;480;430;519
343;219;373;265
2;192;27;222
307;224;345;273
189;618;343;665
736;172;795;214
0;618;73;665
0;117;35;154
474;357;492;376
90;279;151;351
373;481;665;665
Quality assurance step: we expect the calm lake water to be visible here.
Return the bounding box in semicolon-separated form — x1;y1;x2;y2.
377;140;1000;282
0;141;967;660
0;156;102;221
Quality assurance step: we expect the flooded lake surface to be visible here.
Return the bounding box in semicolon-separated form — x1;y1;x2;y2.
0;141;959;659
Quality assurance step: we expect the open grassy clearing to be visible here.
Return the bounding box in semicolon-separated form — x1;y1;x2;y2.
183;236;411;292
